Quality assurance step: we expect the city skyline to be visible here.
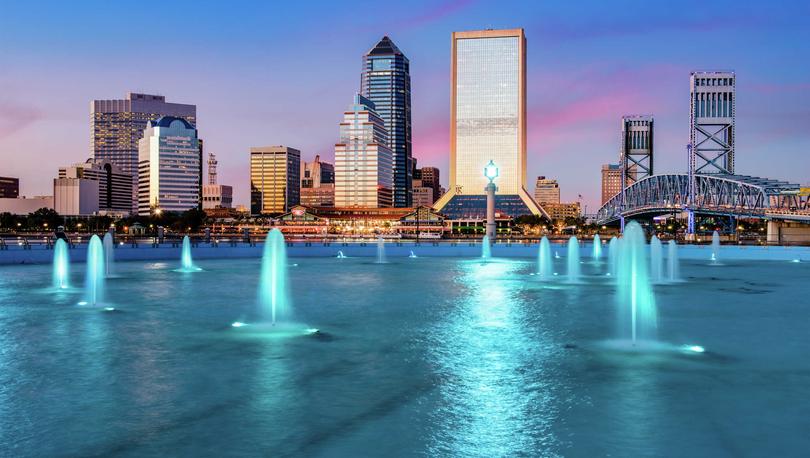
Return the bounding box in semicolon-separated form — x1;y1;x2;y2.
2;0;810;211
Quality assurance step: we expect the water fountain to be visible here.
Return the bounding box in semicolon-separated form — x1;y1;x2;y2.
409;251;417;258
259;229;290;325
615;221;657;345
376;236;387;264
179;235;201;271
710;230;721;264
82;235;105;306
52;238;70;289
593;234;602;262
566;236;580;283
336;251;346;259
537;236;552;279
668;240;680;282
608;237;620;277
103;232;114;277
481;235;492;259
650;235;664;283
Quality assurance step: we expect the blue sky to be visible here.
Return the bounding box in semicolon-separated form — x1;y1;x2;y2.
1;0;809;211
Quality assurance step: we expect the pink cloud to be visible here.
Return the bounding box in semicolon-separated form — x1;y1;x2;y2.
0;100;43;138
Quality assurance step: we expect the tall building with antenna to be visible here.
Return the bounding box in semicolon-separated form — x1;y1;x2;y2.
208;152;218;185
202;152;233;210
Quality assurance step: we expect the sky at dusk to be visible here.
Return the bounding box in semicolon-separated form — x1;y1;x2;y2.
1;0;809;212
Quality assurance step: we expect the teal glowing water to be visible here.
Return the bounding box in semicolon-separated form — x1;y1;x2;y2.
52;238;70;289
616;222;657;343
566;236;580;283
103;232;114;277
83;235;105;305
179;235;199;271
336;250;346;259
537;236;552;279
592;234;602;261
650;235;663;283
1;256;809;456
668;240;680;282
259;229;290;324
481;235;491;259
608;237;620;277
376;236;387;264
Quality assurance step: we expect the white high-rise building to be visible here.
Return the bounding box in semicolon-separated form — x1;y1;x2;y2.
433;28;545;219
334;94;393;207
137;116;201;215
534;176;560;204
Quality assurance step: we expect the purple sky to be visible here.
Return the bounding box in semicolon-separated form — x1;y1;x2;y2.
1;0;809;212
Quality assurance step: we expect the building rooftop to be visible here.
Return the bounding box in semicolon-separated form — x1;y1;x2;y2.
367;36;404;56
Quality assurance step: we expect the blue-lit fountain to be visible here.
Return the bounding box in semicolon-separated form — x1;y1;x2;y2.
336;251;346;259
376;236;387;264
82;235;106;306
409;250;417;258
177;235;201;272
566;236;580;283
592;234;602;262
52;238;70;289
103;232;115;277
231;228;317;336
608;237;620;277
650;235;664;283
615;221;657;345
481;235;491;259
711;230;721;264
668;240;680;282
537;236;552;280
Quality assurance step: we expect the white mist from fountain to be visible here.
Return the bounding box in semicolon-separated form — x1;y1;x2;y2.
650;235;664;283
566;236;580;283
481;235;492;259
336;251;346;259
711;230;721;264
616;221;657;345
83;235;105;306
608;237;620;278
537;236;552;279
53;238;70;289
180;235;199;271
668;240;680;282
103;232;115;277
593;234;602;262
409;251;417;258
376;236;387;264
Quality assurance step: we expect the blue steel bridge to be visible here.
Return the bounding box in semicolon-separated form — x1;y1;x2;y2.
596;173;810;227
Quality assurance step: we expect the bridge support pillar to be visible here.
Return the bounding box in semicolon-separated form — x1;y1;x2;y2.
685;210;696;241
620;216;625;233
767;220;810;245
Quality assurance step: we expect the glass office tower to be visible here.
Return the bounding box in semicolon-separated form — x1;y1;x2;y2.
361;36;412;207
433;29;545;219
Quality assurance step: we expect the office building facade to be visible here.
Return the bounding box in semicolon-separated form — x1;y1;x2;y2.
361;36;412;207
418;166;441;203
92;92;196;212
250;146;301;214
54;159;132;215
301;155;335;207
433;29;545;219
534;176;560;204
0;177;19;198
412;179;434;207
601;164;623;205
334;95;393;208
137;117;201;215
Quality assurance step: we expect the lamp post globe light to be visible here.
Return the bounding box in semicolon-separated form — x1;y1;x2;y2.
484;160;498;240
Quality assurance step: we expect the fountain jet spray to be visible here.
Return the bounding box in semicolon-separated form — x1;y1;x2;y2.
103;232;114;277
608;237;620;278
668;240;680;282
84;235;105;305
593;234;602;262
616;221;657;344
481;235;492;259
566;236;580;283
537;236;552;279
376;236;387;264
259;229;291;325
180;235;197;271
711;230;721;264
53;238;70;289
650;235;664;283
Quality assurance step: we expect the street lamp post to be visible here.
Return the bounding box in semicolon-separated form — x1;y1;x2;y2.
484;160;499;240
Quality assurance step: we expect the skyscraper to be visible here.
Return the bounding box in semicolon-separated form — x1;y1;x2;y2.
690;71;735;174
250;146;301;214
92;93;196;213
361;36;412;207
301;155;335;207
433;29;546;219
55;159;132;215
334;94;393;208
418;166;441;203
601;164;622;205
534;176;560;204
137;117;201;215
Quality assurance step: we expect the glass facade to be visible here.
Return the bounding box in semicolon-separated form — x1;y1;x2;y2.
249;146;301;215
361;36;412;207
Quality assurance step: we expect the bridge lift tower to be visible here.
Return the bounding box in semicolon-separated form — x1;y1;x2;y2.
619;115;654;231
